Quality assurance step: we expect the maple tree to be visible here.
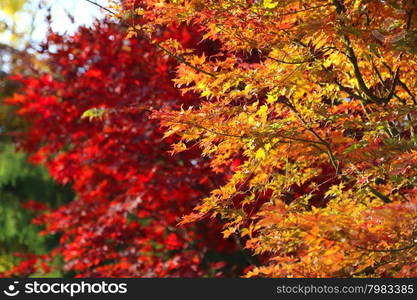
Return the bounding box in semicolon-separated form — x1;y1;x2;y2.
105;0;417;277
6;20;251;277
6;0;417;278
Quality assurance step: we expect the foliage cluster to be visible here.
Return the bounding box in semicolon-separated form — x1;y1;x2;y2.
6;0;417;277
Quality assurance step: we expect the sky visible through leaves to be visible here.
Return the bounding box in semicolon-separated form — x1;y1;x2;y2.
0;0;106;45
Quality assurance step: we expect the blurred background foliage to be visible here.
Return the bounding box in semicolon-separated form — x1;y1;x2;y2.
0;0;73;275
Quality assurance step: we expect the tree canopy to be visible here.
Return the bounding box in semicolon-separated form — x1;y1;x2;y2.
114;0;417;277
4;0;417;278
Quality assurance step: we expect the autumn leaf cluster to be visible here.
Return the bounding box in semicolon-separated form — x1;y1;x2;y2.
114;0;417;277
5;0;417;278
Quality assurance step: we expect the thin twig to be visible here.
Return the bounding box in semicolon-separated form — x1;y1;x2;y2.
84;0;216;77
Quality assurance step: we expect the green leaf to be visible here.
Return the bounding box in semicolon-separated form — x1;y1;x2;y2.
343;140;368;154
81;107;107;121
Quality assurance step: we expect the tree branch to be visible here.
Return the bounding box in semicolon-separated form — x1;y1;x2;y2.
84;0;216;78
367;185;393;203
332;0;399;104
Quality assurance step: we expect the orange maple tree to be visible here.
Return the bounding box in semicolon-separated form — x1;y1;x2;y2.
100;0;417;277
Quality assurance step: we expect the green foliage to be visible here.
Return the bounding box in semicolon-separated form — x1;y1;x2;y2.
0;143;73;274
81;107;108;122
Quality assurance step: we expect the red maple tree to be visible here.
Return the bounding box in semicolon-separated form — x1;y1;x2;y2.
7;20;250;277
